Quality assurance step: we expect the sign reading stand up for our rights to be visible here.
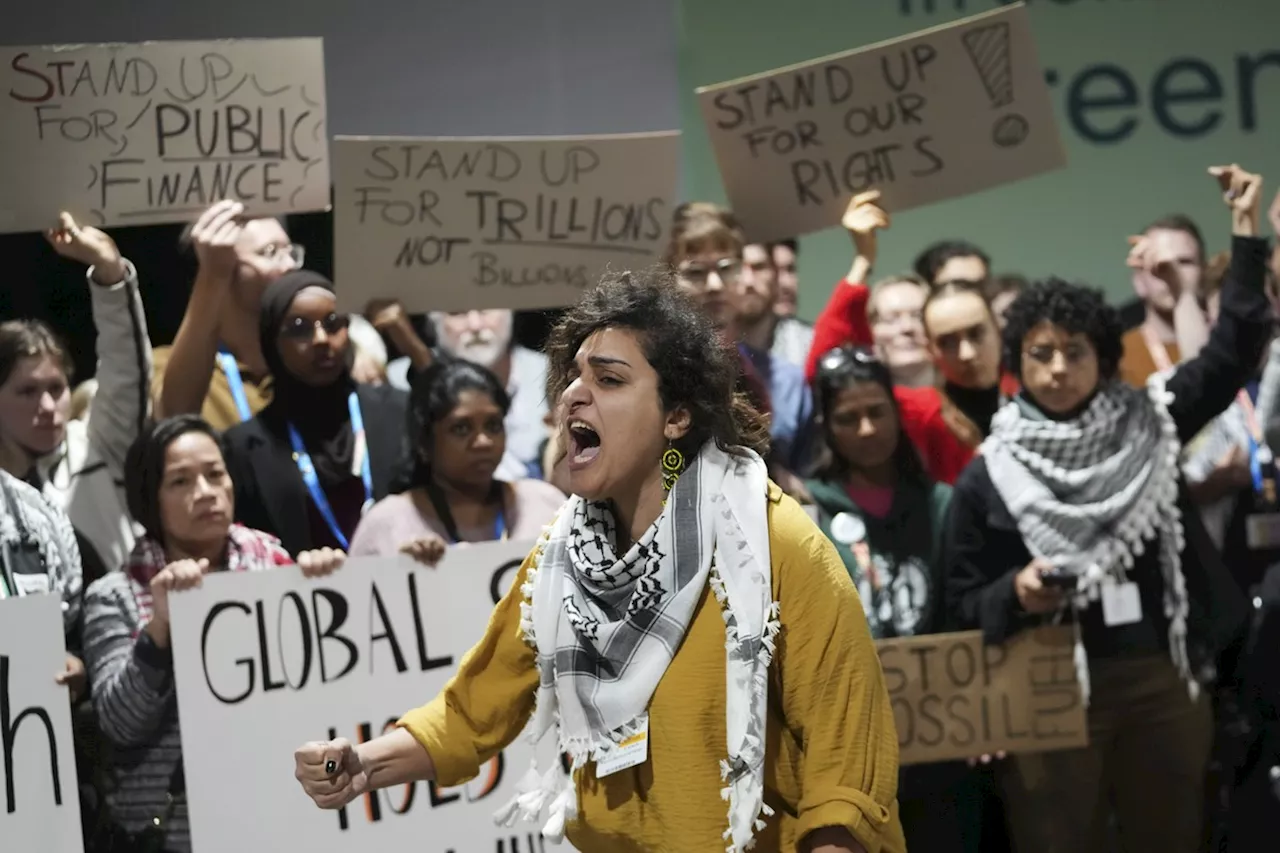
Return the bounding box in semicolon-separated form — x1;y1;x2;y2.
0;38;331;234
696;3;1066;242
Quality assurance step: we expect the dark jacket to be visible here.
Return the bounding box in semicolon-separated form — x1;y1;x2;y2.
943;236;1272;678
223;383;408;555
806;474;952;639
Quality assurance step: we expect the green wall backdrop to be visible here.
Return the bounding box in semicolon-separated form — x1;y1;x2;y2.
678;0;1279;317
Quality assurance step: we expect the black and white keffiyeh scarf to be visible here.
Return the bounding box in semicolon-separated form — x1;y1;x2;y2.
982;373;1192;702
496;443;779;852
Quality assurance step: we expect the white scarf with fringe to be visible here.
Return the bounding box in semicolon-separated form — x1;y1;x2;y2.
981;373;1192;703
495;443;779;852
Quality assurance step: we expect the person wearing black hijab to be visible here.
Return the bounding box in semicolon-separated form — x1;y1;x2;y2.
222;271;408;555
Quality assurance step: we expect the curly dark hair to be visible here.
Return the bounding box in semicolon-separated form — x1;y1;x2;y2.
1001;277;1125;381
545;267;771;459
913;239;990;285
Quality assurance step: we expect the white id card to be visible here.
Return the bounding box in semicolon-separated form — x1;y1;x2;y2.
12;573;51;596
1246;513;1280;550
1101;579;1142;626
594;715;650;777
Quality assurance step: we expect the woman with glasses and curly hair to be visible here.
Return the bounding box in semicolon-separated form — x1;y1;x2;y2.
292;268;905;853
943;165;1271;853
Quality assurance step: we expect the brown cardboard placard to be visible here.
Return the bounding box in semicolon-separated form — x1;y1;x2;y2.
876;626;1087;766
0;38;330;234
696;3;1065;242
332;132;679;313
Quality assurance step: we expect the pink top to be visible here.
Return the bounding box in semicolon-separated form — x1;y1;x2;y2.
844;484;895;519
347;479;567;556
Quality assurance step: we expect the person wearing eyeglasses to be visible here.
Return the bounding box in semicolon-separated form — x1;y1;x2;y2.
943;165;1269;853
153;201;301;430
666;203;816;497
806;345;979;853
220;272;408;555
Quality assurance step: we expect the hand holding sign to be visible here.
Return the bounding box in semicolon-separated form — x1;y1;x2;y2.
294;737;369;810
400;536;447;568
146;558;208;647
54;654;87;703
45;212;126;285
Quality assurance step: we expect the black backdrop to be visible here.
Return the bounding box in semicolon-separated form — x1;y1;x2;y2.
0;207;560;383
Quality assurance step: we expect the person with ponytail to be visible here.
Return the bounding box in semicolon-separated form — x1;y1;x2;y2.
346;357;564;564
222;271;408;555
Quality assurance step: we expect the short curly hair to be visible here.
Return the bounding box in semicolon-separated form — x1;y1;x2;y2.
545;266;770;460
1001;277;1125;381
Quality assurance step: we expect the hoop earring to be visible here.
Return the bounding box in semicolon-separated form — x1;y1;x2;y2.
661;444;685;496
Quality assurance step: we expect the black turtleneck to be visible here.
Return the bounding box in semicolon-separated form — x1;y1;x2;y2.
945;381;1002;438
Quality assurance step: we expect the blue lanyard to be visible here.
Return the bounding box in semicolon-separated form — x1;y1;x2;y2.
217;351;253;423
286;392;373;550
493;506;506;542
1239;389;1273;495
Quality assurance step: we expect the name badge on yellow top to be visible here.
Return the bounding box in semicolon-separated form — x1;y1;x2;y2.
595;714;650;777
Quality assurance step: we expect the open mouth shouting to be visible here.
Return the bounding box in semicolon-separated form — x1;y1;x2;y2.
567;419;601;470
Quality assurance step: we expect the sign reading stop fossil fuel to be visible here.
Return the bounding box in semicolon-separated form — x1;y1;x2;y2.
0;38;330;233
696;3;1066;241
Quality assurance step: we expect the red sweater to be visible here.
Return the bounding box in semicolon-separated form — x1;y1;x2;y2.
806;278;977;485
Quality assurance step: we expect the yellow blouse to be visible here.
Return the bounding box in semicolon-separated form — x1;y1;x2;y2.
398;485;905;853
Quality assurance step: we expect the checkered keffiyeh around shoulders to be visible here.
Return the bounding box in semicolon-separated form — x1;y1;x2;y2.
982;373;1193;700
496;442;780;853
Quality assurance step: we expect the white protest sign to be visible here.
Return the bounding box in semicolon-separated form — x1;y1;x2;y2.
0;39;330;234
170;541;575;853
696;3;1065;242
0;593;84;853
332;132;679;313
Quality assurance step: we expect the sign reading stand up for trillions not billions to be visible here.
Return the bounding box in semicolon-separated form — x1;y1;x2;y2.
0;38;331;234
332;132;680;314
0;593;84;853
696;3;1066;242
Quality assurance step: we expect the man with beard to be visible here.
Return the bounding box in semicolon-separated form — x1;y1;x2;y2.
769;239;816;369
426;309;550;479
739;242;815;472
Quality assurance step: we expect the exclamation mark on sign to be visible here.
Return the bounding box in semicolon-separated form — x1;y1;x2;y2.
961;22;1029;148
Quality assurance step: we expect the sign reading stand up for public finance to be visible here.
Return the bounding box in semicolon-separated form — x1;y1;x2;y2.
696;3;1066;242
170;542;578;853
0;593;84;853
332;132;680;314
0;38;330;234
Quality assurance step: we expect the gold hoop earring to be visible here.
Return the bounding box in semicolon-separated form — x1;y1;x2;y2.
661;444;685;495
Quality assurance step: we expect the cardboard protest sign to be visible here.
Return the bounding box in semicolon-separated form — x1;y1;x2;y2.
170;541;576;853
0;38;330;234
0;594;84;853
877;626;1087;766
696;4;1065;241
332;133;679;313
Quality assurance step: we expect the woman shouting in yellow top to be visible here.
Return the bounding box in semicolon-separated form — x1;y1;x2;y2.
293;268;905;853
